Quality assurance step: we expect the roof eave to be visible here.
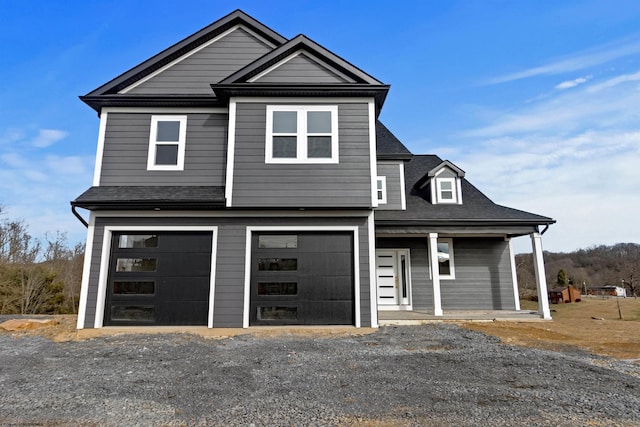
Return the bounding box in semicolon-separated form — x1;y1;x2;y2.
79;95;225;114
211;83;390;115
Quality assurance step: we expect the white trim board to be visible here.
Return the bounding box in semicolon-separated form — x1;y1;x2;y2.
243;225;362;328
225;99;237;207
234;96;374;104
92;112;108;186
76;213;96;329
93;225;219;328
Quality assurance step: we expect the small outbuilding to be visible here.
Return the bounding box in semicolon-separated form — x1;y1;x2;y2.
585;286;627;298
549;285;582;304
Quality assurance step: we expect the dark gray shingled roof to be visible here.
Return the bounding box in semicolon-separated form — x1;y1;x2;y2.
71;186;225;210
376;121;412;160
375;155;555;226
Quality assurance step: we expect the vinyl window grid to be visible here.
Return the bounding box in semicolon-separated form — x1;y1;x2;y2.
436;177;458;204
147;115;187;171
265;105;339;164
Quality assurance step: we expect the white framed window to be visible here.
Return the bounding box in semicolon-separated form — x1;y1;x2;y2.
437;238;455;279
265;105;339;163
147;115;187;171
436;177;457;204
376;176;387;204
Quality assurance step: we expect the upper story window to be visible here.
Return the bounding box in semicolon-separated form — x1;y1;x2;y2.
436;177;457;203
376;176;387;204
147;115;187;171
266;105;339;164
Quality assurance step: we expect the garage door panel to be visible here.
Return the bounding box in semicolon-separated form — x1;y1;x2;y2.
250;231;354;326
156;253;212;276
105;231;212;326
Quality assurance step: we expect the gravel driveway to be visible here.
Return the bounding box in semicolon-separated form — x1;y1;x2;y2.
1;324;639;426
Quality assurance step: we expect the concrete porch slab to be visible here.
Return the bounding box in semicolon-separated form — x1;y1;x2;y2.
378;310;549;325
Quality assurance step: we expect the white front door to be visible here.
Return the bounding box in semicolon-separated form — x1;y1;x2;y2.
376;250;411;309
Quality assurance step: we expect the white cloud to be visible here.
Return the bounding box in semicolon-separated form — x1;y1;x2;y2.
445;67;640;253
31;129;68;148
486;36;640;85
555;76;590;90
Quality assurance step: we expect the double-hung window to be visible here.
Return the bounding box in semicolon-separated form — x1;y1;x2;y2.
266;105;339;163
147;115;187;171
436;177;457;204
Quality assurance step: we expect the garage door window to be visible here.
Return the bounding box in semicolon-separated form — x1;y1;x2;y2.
111;305;154;322
258;282;297;296
258;258;297;271
258;235;297;248
113;281;155;295
118;235;158;248
257;306;298;321
116;258;157;272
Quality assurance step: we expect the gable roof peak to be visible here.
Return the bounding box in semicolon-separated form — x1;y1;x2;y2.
427;160;465;178
83;9;287;98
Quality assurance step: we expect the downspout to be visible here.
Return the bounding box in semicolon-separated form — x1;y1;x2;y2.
71;205;88;228
540;224;550;235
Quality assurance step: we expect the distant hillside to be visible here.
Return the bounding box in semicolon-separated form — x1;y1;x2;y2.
516;243;639;298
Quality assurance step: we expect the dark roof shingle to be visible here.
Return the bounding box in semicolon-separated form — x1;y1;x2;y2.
71;186;225;210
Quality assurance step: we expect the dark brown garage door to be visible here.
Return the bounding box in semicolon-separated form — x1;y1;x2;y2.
250;232;354;325
104;231;212;326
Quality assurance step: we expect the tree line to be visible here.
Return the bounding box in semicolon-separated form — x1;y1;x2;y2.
516;243;639;299
0;219;84;314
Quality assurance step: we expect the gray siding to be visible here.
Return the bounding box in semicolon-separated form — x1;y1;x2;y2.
255;53;354;83
231;102;373;207
81;215;371;328
376;237;432;310
436;168;457;179
441;238;516;310
376;161;403;211
100;113;227;186
127;27;272;94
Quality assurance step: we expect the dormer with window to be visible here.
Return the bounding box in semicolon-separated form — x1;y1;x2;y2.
427;160;465;205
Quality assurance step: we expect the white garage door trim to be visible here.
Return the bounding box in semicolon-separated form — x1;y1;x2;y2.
94;226;218;328
244;226;360;328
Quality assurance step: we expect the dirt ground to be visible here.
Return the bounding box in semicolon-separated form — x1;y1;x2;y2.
2;297;639;362
464;297;640;362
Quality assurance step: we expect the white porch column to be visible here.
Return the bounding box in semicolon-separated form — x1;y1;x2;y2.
531;232;551;319
428;233;443;316
508;238;521;311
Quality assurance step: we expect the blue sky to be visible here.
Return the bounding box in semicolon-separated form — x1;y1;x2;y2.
1;0;639;254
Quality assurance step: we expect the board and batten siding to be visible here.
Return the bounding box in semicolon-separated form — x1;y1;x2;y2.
376;161;404;211
125;27;273;95
80;216;371;328
231;102;373;207
100;113;227;186
440;238;516;310
254;53;355;84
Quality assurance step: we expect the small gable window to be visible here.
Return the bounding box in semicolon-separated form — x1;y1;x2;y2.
376;176;387;204
266;105;338;163
436;177;457;203
147;115;187;171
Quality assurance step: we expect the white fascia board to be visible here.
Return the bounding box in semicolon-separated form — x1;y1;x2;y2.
76;212;96;329
102;107;228;114
369;99;378;208
95;225;219;328
244;225;361;328
225;99;237;207
399;162;407;210
248;50;354;83
119;25;276;94
92;112;108;186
